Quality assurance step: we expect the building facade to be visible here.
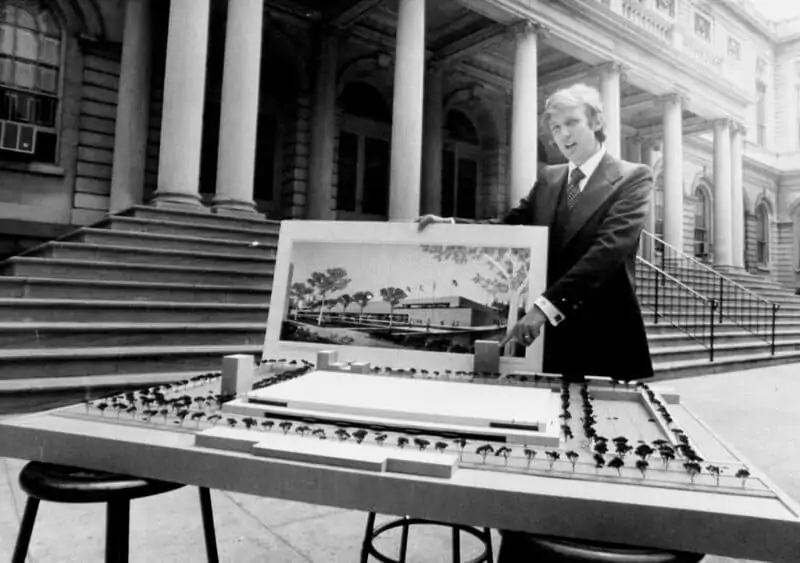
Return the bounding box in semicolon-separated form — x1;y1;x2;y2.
2;0;800;287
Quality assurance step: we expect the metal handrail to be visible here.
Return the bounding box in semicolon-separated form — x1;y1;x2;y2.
641;231;772;306
635;256;718;361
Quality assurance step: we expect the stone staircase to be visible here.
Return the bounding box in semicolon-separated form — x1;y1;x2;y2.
636;254;800;380
0;205;278;394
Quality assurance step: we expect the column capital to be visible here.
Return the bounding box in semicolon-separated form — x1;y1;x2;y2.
730;121;748;136
597;60;625;77
713;117;733;131
508;19;548;40
658;92;689;110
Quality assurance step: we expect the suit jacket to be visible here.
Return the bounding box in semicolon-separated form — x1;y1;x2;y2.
468;152;654;381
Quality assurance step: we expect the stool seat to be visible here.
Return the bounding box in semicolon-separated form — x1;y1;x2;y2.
19;462;184;504
498;532;704;563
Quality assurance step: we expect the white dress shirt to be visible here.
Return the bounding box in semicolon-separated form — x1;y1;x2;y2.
534;146;606;327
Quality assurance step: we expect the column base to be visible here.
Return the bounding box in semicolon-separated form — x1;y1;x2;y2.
150;191;205;209
211;197;261;218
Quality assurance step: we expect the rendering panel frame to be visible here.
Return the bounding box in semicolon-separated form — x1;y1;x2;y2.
262;220;549;374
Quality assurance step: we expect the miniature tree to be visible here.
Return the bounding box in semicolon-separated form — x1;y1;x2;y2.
735;467;751;488
242;416;258;430
566;451;579;472
593;441;609;455
545;451;561;470
593;453;606;473
175;409;190;426
495;446;512;465
335;428;351;442
279;421;293;434
191;412;206;426
226;417;238;428
615;443;633;458
312;428;327;440
636;459;649;479
683;461;702;484
634;444;655;461
397;436;409;449
261;420;274;432
705;465;722;486
295;425;312;437
352;429;369;444
207;414;222;426
476;444;494;462
453;438;468;459
524;448;537;468
435;441;449;453
159;407;170;421
374;433;388;446
126;405;137;418
608;456;625;476
96;402;108;417
658;445;676;469
414;438;431;451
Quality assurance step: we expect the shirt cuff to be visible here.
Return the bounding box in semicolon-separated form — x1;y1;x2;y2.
447;217;456;224
534;295;565;327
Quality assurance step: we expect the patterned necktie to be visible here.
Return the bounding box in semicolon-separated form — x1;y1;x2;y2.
566;167;585;210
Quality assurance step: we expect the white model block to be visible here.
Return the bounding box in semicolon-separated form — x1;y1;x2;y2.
330;362;350;372
221;354;255;396
474;340;500;374
316;351;338;370
195;427;263;453
386;450;459;478
350;362;372;374
252;433;387;472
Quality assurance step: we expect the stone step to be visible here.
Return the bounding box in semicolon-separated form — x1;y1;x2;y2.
652;348;800;381
0;298;269;323
0;370;223;394
38;242;276;273
0;344;262;380
0;322;265;348
2;257;271;287
644;322;743;335
0;277;271;303
649;339;784;363
72;227;277;257
647;329;790;348
105;216;279;244
122;204;279;231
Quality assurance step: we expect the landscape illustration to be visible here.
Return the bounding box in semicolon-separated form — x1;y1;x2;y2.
280;241;533;357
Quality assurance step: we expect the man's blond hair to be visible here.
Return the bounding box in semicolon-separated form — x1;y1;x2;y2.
541;83;606;143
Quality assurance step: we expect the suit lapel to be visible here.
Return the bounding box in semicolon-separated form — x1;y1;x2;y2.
538;164;568;225
559;153;623;250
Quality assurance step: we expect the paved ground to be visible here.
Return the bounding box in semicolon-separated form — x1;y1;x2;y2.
1;364;797;562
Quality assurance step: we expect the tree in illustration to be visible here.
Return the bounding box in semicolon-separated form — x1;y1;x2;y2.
379;287;408;328
306;268;351;325
352;291;373;321
419;245;531;354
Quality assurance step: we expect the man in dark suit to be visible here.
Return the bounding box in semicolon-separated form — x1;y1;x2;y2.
418;82;654;382
418;82;655;561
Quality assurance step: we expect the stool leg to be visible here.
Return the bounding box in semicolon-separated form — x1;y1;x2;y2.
482;528;494;563
451;527;461;563
11;497;40;563
398;517;410;563
106;499;130;563
199;487;219;563
360;512;377;563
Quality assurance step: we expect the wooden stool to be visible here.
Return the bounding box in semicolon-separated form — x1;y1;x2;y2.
361;512;493;563
11;462;219;563
497;532;705;562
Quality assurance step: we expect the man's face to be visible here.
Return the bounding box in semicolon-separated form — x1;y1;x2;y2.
547;105;601;167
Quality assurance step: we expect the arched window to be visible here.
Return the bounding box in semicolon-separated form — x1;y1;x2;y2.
0;0;62;162
756;203;770;265
442;109;480;219
693;186;711;259
336;82;391;217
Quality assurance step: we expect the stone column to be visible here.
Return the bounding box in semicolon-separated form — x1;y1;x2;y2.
151;0;210;208
306;33;339;220
388;0;426;221
509;21;539;209
713;119;733;267
110;0;152;213
212;0;264;216
421;63;443;216
599;62;622;158
730;123;746;269
625;135;642;163
662;95;684;250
